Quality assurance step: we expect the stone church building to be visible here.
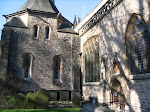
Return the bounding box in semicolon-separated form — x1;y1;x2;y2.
0;0;81;107
0;0;150;111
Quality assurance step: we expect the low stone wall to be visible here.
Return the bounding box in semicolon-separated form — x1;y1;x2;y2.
49;101;72;108
48;90;71;101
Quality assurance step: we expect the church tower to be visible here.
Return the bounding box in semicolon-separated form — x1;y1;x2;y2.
1;0;81;107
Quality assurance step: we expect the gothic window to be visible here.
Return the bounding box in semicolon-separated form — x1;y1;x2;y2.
33;25;39;39
23;54;33;80
130;38;136;75
53;56;63;82
84;37;100;83
45;26;51;39
136;36;144;74
126;14;150;75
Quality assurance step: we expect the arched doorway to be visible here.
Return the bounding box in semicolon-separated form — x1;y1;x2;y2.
110;79;125;111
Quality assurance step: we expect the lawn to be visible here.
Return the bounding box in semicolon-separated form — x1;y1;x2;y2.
0;108;80;112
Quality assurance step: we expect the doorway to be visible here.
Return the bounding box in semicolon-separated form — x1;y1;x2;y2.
110;79;125;111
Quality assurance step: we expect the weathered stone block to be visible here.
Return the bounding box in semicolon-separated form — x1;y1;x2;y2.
72;91;81;108
60;91;70;101
49;91;57;101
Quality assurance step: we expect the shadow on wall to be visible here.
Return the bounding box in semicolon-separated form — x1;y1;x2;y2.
83;0;150;112
0;40;1;56
0;28;41;94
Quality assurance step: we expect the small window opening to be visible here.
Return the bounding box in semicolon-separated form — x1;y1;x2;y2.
33;25;38;39
46;27;49;39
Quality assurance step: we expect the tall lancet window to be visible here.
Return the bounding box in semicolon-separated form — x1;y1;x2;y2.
45;26;51;39
83;36;100;83
33;25;38;39
23;54;32;80
126;14;150;75
54;59;60;80
53;56;63;82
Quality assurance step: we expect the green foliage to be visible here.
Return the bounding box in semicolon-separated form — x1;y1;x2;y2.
0;108;81;112
6;96;15;104
36;89;48;109
0;89;13;109
15;93;26;109
49;101;72;103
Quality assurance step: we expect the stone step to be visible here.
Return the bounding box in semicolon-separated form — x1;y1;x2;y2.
49;101;72;108
78;103;115;112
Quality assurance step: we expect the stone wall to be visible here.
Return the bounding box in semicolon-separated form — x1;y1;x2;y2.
1;12;80;93
79;0;150;111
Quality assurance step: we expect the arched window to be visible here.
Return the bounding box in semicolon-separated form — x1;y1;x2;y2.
53;56;63;82
33;25;39;39
126;14;150;75
45;26;51;39
84;37;100;83
101;59;106;80
23;54;33;80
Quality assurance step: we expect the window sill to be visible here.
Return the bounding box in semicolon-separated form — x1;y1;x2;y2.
33;37;38;40
54;79;62;86
130;73;150;80
83;82;100;86
23;78;31;83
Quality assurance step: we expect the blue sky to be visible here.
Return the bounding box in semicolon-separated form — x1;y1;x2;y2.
0;0;101;38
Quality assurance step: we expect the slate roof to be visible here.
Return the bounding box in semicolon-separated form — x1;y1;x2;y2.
58;22;78;34
4;17;27;28
18;0;59;13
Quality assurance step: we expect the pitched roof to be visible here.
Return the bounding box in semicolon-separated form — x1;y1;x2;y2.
4;17;27;28
58;22;78;34
18;0;59;13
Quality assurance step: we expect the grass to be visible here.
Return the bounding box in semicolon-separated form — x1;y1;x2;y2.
49;101;72;103
0;108;81;112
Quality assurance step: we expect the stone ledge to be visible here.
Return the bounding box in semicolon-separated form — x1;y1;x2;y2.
130;73;150;80
49;101;72;108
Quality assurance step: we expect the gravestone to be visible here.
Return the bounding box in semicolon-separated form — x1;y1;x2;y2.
15;93;26;109
60;91;69;101
72;91;81;108
49;91;57;101
36;89;48;109
26;92;36;109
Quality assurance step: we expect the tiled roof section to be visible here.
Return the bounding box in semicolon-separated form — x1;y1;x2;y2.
4;17;27;28
18;0;59;13
58;22;71;29
58;22;78;34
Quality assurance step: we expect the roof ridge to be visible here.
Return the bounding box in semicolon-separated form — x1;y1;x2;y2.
18;0;59;14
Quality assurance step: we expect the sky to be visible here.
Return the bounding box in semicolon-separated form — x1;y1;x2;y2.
0;0;101;38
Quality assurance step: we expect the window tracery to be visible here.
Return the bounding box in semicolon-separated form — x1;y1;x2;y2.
84;37;100;82
127;14;150;75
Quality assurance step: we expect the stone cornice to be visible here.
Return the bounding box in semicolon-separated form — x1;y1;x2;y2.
3;9;58;18
78;0;123;36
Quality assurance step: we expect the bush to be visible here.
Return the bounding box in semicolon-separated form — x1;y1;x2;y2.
5;96;15;109
0;89;12;109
